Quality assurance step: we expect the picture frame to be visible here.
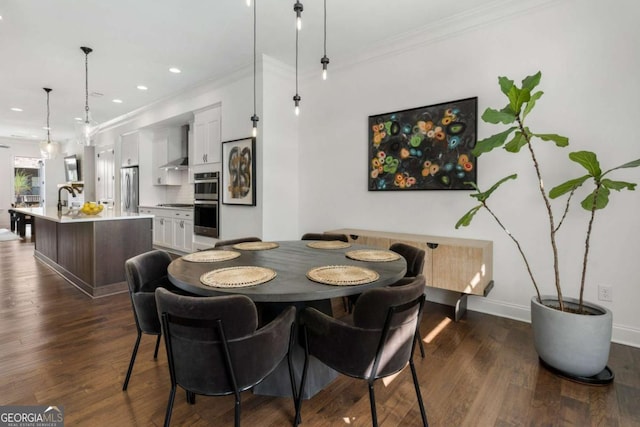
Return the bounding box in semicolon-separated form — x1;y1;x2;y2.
368;97;478;191
222;137;256;206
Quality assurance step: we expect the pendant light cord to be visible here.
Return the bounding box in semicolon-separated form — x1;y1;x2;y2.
46;90;51;143
84;51;90;122
253;0;257;117
323;0;327;56
295;26;299;94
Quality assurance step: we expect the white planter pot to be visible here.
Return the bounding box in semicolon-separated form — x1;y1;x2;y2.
531;295;612;378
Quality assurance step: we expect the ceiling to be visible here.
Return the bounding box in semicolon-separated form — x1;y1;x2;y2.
0;0;513;143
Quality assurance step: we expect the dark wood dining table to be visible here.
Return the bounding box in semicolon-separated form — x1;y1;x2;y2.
167;240;407;398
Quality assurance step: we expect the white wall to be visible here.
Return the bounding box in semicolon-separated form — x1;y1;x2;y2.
297;0;640;346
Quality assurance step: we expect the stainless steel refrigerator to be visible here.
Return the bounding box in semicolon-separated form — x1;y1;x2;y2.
120;166;139;213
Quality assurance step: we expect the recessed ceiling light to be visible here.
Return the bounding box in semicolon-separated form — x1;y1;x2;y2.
42;126;50;130
74;117;83;121
112;99;123;103
169;67;181;74
10;107;23;112
137;85;148;91
31;135;38;138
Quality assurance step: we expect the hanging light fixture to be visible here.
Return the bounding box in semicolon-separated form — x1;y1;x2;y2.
250;0;259;137
39;88;60;160
293;23;301;116
76;46;98;145
293;0;303;31
320;0;329;80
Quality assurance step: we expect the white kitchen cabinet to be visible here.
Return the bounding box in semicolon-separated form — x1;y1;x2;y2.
143;207;193;252
173;217;194;253
95;147;115;203
152;128;182;186
121;132;139;167
192;105;221;165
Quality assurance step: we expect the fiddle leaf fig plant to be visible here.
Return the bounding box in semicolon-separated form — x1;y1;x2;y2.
456;71;640;313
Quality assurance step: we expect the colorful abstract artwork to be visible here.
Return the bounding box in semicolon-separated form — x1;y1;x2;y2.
368;97;477;191
222;137;256;206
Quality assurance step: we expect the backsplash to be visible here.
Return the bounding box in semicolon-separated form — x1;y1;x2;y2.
166;182;194;204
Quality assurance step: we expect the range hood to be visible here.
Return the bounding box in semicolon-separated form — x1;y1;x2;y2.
159;124;189;170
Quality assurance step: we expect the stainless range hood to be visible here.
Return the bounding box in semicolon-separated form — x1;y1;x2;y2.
159;124;189;170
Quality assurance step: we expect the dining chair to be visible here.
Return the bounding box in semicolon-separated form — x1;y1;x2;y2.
155;288;297;427
214;236;262;248
300;232;348;242
122;249;185;391
295;275;428;427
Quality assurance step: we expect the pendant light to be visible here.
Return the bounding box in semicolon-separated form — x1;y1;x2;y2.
293;0;303;31
39;88;60;160
293;24;301;116
76;46;98;146
250;0;259;137
320;0;329;80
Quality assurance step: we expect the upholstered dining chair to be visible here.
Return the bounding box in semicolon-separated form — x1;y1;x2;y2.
300;232;349;242
214;236;262;248
155;288;297;427
295;275;428;427
389;243;427;358
123;249;185;391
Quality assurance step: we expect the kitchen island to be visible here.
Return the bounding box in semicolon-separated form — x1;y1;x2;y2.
13;207;154;297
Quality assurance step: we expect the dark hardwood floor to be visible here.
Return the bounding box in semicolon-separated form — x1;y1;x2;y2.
1;235;639;426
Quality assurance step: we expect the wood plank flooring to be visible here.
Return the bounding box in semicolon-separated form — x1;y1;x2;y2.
1;236;639;426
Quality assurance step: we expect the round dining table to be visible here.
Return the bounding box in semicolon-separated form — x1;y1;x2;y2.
166;239;407;399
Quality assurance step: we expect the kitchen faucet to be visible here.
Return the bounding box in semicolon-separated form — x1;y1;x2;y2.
57;185;77;213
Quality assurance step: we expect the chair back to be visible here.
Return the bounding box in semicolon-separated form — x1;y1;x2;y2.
353;275;426;378
301;232;348;242
125;249;173;334
390;243;425;277
155;288;295;396
214;236;262;248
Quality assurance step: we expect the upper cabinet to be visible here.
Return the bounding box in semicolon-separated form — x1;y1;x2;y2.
121;132;139;167
152;128;183;186
192;105;221;165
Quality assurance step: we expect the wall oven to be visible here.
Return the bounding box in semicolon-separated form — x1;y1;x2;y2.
194;172;219;238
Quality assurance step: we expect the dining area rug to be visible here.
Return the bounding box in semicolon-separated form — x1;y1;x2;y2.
0;228;21;242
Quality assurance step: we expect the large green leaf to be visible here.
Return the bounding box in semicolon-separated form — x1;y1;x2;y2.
472;127;517;156
549;175;590;199
603;158;640;176
521;71;542;92
507;87;531;115
482;105;516;124
522;90;543;120
455;205;482;229
534;133;569;147
470;174;517;202
601;179;637;191
569;151;601;177
504;131;528;153
498;76;514;96
581;186;610;210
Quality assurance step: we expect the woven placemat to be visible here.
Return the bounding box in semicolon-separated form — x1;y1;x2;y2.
345;249;401;262
233;241;280;251
306;265;379;286
200;266;277;288
306;240;352;250
182;250;241;263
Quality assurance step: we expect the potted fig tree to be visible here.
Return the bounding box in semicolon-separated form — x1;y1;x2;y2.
456;71;640;381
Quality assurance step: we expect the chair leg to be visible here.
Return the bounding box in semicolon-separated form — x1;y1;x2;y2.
368;382;378;427
154;334;161;359
409;359;429;427
122;331;142;391
294;328;311;427
415;327;425;358
186;390;196;404
163;385;177;427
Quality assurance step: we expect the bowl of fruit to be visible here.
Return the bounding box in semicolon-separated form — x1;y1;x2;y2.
80;202;104;215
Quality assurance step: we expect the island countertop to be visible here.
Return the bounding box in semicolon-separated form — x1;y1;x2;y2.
12;206;154;223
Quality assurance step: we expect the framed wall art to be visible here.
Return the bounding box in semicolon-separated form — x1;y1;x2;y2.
368;97;477;191
222;137;256;206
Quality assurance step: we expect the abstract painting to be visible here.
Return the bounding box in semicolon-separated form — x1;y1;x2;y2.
368;97;477;191
222;137;256;206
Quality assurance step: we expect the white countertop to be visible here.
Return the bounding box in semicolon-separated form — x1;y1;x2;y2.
139;205;193;211
12;206;154;223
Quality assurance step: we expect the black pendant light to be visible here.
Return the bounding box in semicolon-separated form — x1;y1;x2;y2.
77;46;98;145
39;88;60;160
320;0;329;80
250;0;259;137
293;0;303;31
